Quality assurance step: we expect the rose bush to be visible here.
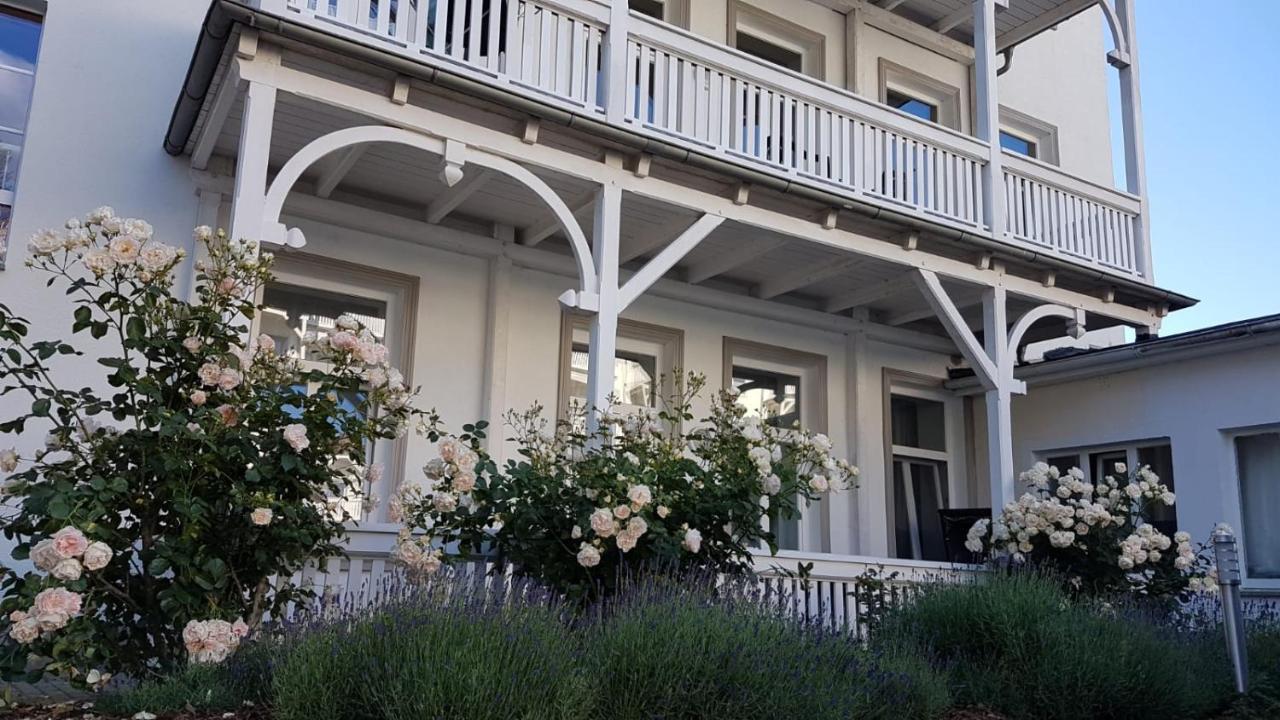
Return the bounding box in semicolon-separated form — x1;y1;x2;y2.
393;376;858;600
964;461;1216;597
0;209;417;684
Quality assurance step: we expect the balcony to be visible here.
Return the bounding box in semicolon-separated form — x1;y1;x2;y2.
260;0;1146;281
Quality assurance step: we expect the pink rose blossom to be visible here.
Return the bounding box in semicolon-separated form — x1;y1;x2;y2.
51;527;89;559
282;424;309;452
33;587;82;619
215;404;239;427
190;390;207;406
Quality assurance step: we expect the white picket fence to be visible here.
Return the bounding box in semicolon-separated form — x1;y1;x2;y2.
273;0;1142;277
284;543;981;634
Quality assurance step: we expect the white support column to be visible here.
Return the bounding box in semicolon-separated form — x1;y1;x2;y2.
982;285;1015;510
1112;0;1152;281
584;182;623;434
973;0;1006;238
228;80;277;246
602;0;631;124
482;226;514;451
185;188;224;302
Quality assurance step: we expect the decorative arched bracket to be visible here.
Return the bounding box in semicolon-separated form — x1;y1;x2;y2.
257;125;598;300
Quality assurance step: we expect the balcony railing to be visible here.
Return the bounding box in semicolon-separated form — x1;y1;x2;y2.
275;0;1144;279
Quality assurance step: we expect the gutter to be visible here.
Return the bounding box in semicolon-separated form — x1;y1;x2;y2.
946;315;1280;394
165;0;1197;311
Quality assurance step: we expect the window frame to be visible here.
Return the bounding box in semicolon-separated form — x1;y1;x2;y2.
726;1;826;81
999;105;1060;165
878;59;962;131
882;371;968;560
0;2;43;270
1224;425;1280;590
253;251;419;530
556;314;684;424
629;0;689;29
723;337;829;553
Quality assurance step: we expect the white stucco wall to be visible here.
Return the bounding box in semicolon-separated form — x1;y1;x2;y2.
968;340;1280;588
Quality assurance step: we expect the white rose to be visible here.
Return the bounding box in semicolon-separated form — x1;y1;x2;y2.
0;448;17;473
51;558;83;581
27;229;66;256
250;508;273;526
194;225;213;242
282;423;309;452
762;475;782;495
682;528;703;554
82;541;113;571
808;475;829;493
577;543;601;568
8;617;40;644
627;484;652;508
31;539;60;571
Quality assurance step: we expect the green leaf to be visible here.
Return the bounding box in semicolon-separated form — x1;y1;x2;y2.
46;496;71;520
147;557;171;576
30;398;50;417
125;316;146;340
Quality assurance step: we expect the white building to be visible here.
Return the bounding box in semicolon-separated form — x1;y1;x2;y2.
7;0;1271;592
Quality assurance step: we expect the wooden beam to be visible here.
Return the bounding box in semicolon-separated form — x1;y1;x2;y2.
822;272;914;313
685;237;784;284
913;270;998;389
618;215;724;310
754;257;860;300
425;167;492;224
881;0;907;10
931;6;971;34
191;64;243;171
519;190;595;246
314;145;367;199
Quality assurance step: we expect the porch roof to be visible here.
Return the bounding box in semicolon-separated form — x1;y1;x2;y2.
815;0;1105;52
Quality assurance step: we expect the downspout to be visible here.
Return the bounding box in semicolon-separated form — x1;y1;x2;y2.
166;1;1192;308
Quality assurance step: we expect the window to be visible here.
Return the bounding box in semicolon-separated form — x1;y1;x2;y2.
629;0;688;28
999;130;1036;158
878;59;961;130
1235;431;1280;580
1038;440;1177;534
727;2;825;79
890;393;950;561
629;0;664;20
725;338;828;552
1000;107;1059;165
257;254;417;525
0;6;41;265
558;316;682;425
887;89;938;124
736;32;803;73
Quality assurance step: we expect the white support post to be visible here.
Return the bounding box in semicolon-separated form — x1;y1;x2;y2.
229;80;277;246
982;285;1015;510
602;0;630;124
186;188;223;302
1113;0;1152;281
973;0;1005;239
584;183;623;434
482;226;514;452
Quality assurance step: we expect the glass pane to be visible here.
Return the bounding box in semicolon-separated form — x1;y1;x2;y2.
569;343;658;409
890;395;946;451
1090;450;1128;483
0;10;40;73
0;66;34;132
735;32;803;73
630;0;664;20
260;282;389;362
1000;130;1036;158
767;504;800;551
911;461;947;562
732;365;801;429
887;89;937;123
1236;433;1280;579
893;457;949;561
0;203;10;260
1046;454;1080;475
0;129;20;192
1138;444;1176;533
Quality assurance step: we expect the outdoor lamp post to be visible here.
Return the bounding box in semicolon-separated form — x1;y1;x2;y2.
1213;527;1249;694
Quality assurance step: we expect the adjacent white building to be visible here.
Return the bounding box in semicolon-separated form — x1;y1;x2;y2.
2;0;1271;592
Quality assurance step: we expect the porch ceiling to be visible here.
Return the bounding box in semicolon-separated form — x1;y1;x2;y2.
813;0;1098;50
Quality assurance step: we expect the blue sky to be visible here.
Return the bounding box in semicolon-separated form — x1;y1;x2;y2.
1123;2;1280;333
